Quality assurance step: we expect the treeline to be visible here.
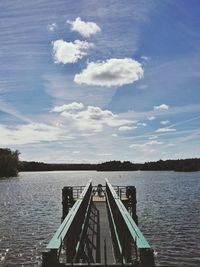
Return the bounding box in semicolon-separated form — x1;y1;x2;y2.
19;161;97;172
1;147;200;177
0;148;19;178
96;161;142;171
19;158;200;172
96;159;200;172
141;159;200;172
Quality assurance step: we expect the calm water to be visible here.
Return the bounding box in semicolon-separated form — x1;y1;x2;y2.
0;171;199;267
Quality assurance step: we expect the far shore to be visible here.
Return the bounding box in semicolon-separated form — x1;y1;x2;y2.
18;158;200;173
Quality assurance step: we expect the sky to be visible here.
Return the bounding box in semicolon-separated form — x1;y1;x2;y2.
0;0;200;163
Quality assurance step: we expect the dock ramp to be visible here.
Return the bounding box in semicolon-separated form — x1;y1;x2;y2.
42;179;155;267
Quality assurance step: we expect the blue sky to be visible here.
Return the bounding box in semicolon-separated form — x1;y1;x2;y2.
0;0;200;163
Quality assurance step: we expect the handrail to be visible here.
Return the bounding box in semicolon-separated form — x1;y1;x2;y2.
47;179;92;250
105;190;123;255
105;179;150;249
74;190;93;259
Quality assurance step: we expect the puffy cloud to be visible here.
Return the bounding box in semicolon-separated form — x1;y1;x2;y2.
79;106;114;120
75;106;132;128
160;120;170;125
74;58;144;87
52;39;93;64
118;126;136;131
52;102;84;112
129;140;164;148
52;103;133;132
155;128;176;133
67;17;101;37
154;104;169;110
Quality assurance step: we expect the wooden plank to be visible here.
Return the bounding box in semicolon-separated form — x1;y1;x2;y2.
95;202;115;264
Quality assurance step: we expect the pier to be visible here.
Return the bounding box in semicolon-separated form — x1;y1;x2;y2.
42;179;155;267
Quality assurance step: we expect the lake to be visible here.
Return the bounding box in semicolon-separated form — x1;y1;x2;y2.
0;171;199;266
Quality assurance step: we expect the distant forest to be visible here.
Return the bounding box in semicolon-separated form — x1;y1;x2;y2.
18;161;96;172
19;158;200;172
1;147;200;178
96;159;200;172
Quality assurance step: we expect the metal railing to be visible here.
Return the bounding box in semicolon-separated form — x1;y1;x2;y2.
42;180;92;266
105;179;155;267
42;179;156;267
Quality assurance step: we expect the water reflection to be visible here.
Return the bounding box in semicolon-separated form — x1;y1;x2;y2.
0;171;200;266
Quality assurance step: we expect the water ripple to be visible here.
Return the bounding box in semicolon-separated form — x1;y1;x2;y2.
0;171;199;266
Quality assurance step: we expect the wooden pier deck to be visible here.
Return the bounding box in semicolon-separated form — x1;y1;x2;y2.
94;199;115;264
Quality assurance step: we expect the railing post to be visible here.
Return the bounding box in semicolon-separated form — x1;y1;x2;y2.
42;249;58;267
124;228;132;262
126;186;138;225
104;239;107;265
139;248;155;267
66;232;76;263
62;186;73;222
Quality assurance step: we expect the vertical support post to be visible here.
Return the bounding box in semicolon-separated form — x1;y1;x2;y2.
126;186;138;225
104;239;107;265
139;248;155;267
62;186;73;222
62;186;74;263
42;249;58;267
124;229;132;263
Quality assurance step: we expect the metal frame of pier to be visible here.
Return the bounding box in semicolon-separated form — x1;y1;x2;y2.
42;179;155;267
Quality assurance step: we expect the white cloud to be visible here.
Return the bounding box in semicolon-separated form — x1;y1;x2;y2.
0;98;32;123
137;122;147;126
129;140;164;148
147;116;156;121
76;106;115;122
138;84;148;90
53;104;133;133
73;151;80;154
118;126;136;131
44;74;117;107
112;134;118;137
154;104;169;110
97;153;112;156
0;123;73;145
52;39;93;64
166;143;175;147
148;135;158;140
147;140;164;145
155;128;176;133
160;120;170;125
141;56;150;61
74;58;144;87
67;17;101;37
52;102;84;112
47;23;57;32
